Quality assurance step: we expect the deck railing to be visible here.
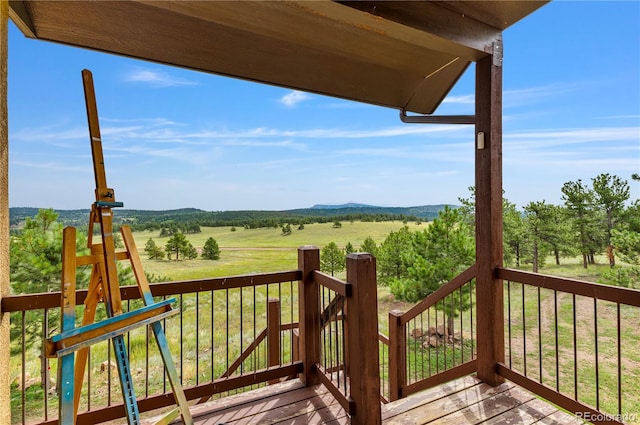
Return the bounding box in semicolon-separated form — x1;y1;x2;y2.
8;246;639;425
497;267;640;425
4;270;302;424
386;264;477;401
5;246;384;425
383;264;640;424
298;246;382;425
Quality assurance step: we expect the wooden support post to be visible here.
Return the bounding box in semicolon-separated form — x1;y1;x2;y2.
0;1;9;422
388;310;406;401
346;253;381;425
475;42;505;386
298;246;320;386
267;298;281;384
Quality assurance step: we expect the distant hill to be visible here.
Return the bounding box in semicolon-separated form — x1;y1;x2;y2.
311;203;376;209
292;204;453;219
10;204;456;230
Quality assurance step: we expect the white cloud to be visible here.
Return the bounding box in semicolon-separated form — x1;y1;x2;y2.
442;94;475;105
123;68;197;87
279;90;311;107
11;160;89;173
506;126;639;146
596;114;640;120
221;139;308;150
443;83;582;109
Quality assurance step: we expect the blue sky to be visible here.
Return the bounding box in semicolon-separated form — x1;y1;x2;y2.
8;1;640;211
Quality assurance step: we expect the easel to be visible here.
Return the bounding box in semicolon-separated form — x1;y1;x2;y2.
46;70;193;425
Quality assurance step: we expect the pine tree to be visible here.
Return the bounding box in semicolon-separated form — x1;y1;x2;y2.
389;207;474;334
144;238;165;260
165;232;190;261
320;242;345;276
184;243;198;260
360;236;378;256
592;173;630;267
377;226;412;285
202;237;221;260
345;242;354;254
562;179;602;268
523;201;556;272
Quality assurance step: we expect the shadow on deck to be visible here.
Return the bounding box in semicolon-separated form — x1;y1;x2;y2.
167;376;584;425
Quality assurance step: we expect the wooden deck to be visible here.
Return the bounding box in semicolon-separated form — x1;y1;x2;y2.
167;375;585;425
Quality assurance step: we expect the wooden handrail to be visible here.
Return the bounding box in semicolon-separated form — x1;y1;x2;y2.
312;270;351;296
319;293;345;328
497;267;640;307
219;328;268;379
1;269;302;312
401;264;476;324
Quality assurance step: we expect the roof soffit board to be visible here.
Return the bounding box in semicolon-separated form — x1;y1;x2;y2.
433;1;549;30
142;1;491;62
10;1;547;113
405;59;471;114
16;0;474;113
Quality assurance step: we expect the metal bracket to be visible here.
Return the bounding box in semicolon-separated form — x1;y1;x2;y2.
400;110;475;125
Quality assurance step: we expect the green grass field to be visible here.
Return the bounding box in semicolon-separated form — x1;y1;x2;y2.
133;221;423;280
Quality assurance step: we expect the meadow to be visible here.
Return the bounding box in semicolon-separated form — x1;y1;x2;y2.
132;220;424;281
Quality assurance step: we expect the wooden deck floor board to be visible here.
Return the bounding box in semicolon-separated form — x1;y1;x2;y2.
533;409;587;424
480;395;560;424
189;379;307;419
383;382;517;425
233;390;340;424
430;385;535;425
171;376;581;425
382;375;482;421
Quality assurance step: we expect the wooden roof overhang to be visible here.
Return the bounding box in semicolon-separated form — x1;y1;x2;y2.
9;0;547;114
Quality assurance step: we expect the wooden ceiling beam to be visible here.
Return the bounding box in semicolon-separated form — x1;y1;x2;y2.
337;1;504;59
8;0;35;38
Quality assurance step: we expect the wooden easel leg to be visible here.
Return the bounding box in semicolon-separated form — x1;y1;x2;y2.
121;226;193;424
73;267;103;417
59;227;77;425
150;321;193;424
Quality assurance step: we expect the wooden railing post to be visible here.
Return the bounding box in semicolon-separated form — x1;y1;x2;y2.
346;253;382;425
388;310;406;401
267;298;281;384
298;245;320;386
